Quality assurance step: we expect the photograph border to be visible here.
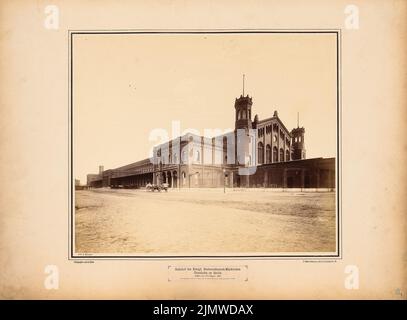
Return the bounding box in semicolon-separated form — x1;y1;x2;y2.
68;29;342;260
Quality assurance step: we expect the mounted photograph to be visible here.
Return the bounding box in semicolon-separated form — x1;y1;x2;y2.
71;31;340;258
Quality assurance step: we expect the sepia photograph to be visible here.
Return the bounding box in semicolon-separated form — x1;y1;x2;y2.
72;31;339;257
1;0;406;301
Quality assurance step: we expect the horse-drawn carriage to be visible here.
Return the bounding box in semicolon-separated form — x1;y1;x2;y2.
146;182;168;192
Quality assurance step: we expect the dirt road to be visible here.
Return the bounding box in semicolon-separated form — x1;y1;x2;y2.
75;188;336;255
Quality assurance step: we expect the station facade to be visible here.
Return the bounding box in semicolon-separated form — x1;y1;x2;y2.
87;94;335;189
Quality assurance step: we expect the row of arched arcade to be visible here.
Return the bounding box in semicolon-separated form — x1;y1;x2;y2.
110;173;153;188
257;142;291;164
155;171;179;188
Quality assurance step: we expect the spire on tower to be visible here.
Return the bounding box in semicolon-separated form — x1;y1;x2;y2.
242;74;245;96
297;112;299;128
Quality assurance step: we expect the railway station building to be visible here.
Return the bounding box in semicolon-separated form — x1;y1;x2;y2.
86;94;335;189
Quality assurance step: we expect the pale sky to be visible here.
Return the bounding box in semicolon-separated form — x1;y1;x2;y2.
73;32;337;184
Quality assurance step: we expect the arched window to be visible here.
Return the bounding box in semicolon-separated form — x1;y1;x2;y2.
173;153;177;164
242;110;246;119
181;150;187;164
223;136;228;164
223;136;228;147
273;146;278;163
195;150;200;162
286;150;290;161
266;144;271;163
279;148;284;162
237;110;241;120
258;142;264;165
